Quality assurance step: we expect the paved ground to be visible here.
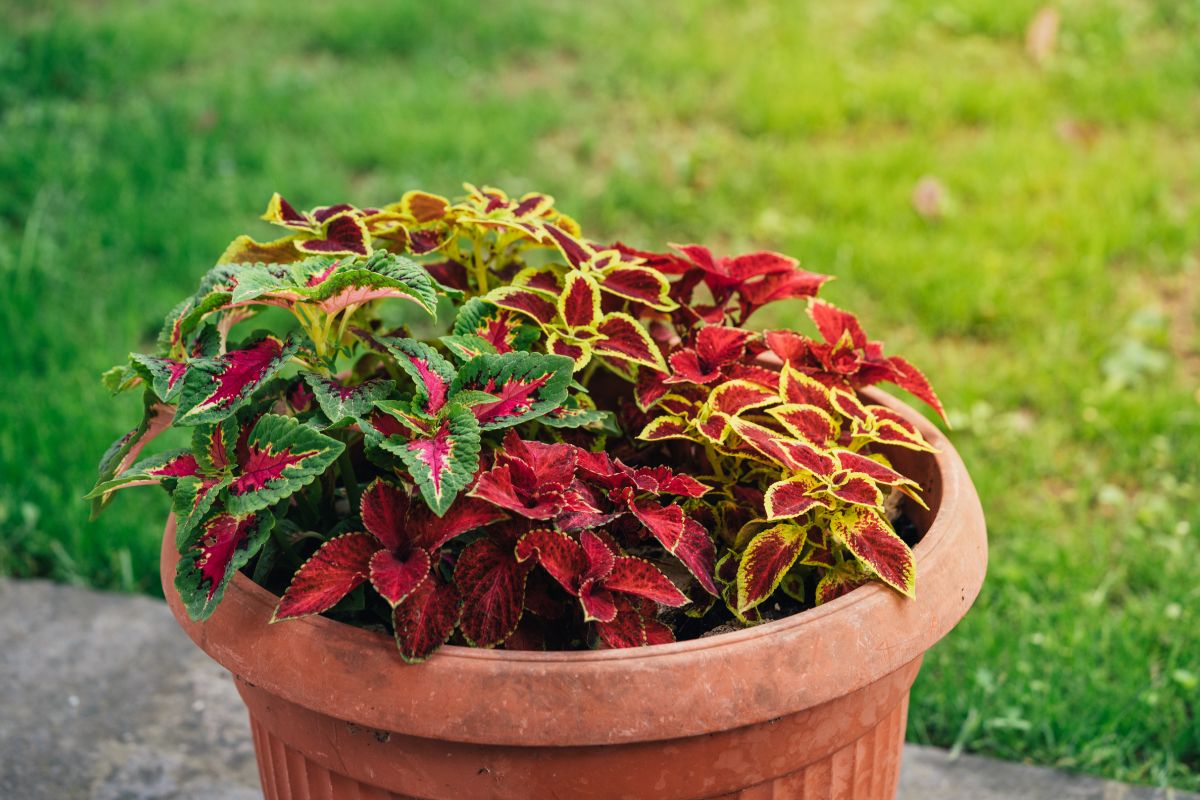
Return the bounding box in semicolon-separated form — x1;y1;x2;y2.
0;578;1194;800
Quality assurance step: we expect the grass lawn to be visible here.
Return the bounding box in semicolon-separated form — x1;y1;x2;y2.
2;0;1197;789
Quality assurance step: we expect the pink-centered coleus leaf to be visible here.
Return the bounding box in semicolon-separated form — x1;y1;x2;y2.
383;405;482;516
175;511;275;621
376;337;457;416
449;352;574;430
452;298;540;355
174;335;298;426
223;414;345;515
302;373;396;424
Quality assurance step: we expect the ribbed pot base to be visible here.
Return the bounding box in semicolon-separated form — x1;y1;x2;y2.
241;665;914;800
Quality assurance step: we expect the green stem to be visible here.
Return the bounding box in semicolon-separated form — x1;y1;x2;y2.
338;446;362;513
580;358;600;387
472;238;489;294
704;443;726;481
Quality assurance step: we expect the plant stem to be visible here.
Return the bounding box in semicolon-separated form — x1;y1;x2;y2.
337;446;362;513
472;238;489;294
704;443;726;481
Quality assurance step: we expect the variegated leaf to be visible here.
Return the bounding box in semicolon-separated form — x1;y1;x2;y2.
175;511;275;621
224;414;345;515
827;506;915;597
376;337;457;415
735;522;808;613
592;313;667;371
174;335;298;426
385;404;481;516
450;352;573;430
302;373;396;424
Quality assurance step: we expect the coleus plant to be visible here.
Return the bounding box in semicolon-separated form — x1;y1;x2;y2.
93;184;946;663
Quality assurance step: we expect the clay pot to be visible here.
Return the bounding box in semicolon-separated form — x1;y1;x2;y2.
162;388;986;800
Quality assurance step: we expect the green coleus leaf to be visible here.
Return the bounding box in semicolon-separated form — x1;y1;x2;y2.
175;510;275;621
85;449;200;498
382;404;481;516
223;414;346;515
301;372;396;424
90;391;175;518
129;353;189;403
376;337;457;415
449;352;573;430
232;252;439;317
439;333;498;361
173;335;299;427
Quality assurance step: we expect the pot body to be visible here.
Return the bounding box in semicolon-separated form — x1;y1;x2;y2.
162;389;987;800
238;657;920;800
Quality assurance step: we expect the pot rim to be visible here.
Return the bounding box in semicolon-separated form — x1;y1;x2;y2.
163;386;988;746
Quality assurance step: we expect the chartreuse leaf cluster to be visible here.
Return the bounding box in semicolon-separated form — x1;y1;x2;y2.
94;185;945;661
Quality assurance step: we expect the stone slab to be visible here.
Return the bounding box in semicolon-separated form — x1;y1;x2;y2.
1;578;1195;800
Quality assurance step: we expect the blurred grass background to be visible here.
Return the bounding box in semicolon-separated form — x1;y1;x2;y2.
1;0;1197;789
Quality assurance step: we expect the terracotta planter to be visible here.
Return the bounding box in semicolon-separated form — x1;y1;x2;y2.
162;388;986;800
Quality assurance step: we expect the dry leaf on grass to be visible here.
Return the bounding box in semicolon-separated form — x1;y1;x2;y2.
1026;6;1060;66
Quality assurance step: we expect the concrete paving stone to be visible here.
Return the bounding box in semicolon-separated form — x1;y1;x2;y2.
1;578;1195;800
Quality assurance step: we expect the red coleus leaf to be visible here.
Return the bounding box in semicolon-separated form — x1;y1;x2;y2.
707;379;778;417
487;286;558;326
393;576;463;663
175;335;297;426
763;477;830;521
272;532;378;621
828;472;885;507
516;528;588;591
828;506;915;597
834;450;909;486
175;511;274;621
455;538;532;647
591;313;667;372
735;522;808;613
597;266;674;310
360;478;412;551
767;404;839;446
815;562;873;605
558;271;602;330
543;223;595;268
604;555;690;606
369;548;431;607
295;211;371;256
725;416;837;477
809;299;868;350
595;595;672;649
884;355;946;420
